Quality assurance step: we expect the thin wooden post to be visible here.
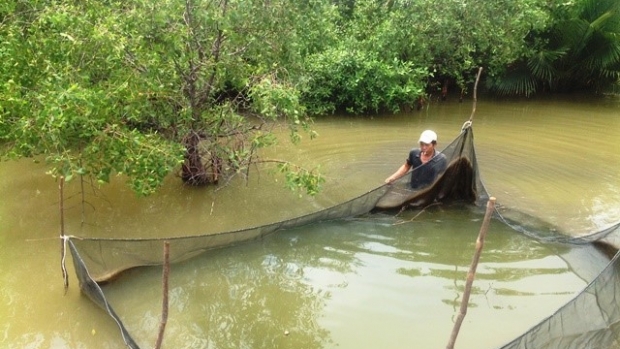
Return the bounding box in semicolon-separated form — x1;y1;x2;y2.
468;67;483;122
154;241;171;349
446;197;496;349
80;174;86;224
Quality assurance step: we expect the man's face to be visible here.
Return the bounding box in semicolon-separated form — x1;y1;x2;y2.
419;142;434;155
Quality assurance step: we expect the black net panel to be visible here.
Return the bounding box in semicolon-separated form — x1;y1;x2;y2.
498;224;620;349
65;125;620;349
70;184;388;283
68;239;140;349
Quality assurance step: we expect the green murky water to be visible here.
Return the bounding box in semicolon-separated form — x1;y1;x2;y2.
1;94;619;348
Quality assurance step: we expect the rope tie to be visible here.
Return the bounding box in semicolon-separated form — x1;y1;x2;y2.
61;235;69;294
461;120;472;131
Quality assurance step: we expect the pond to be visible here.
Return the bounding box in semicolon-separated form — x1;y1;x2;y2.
1;94;619;348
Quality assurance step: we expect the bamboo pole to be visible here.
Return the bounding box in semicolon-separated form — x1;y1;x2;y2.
80;174;86;224
59;176;65;237
446;197;496;349
154;241;171;349
468;67;483;122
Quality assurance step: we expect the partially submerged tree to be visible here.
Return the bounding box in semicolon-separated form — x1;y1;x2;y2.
0;0;326;195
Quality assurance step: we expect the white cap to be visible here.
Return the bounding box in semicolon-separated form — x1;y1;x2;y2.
418;130;437;144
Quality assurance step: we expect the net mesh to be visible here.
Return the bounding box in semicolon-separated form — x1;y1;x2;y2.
65;125;620;349
498;223;620;349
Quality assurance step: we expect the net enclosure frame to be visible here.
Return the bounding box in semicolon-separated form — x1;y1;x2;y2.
64;125;620;349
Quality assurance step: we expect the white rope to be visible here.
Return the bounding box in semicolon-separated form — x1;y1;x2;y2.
461;120;472;131
60;235;69;294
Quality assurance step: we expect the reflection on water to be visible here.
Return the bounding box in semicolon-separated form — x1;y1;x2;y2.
1;94;619;348
102;207;601;349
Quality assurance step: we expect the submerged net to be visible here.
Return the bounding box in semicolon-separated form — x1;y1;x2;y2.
65;125;620;349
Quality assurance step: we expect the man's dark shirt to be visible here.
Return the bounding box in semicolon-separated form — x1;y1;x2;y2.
406;149;448;189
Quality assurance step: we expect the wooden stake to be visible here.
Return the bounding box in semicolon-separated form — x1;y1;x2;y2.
446;197;496;349
154;241;171;349
468;67;483;122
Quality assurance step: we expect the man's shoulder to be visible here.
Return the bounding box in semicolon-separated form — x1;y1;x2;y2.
409;148;421;156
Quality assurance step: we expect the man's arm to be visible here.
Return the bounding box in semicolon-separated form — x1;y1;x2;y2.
385;162;411;184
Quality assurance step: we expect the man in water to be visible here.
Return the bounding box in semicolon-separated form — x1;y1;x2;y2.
384;130;447;189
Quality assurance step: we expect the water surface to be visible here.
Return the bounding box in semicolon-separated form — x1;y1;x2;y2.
1;94;619;348
102;208;600;349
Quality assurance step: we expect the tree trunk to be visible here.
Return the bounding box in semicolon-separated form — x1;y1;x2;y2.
181;131;210;186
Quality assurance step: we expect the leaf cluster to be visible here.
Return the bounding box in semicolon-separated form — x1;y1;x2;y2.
302;48;427;114
488;0;620;95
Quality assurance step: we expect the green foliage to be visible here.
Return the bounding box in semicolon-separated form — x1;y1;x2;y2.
0;0;327;196
341;0;551;90
249;77;317;144
0;0;185;195
302;47;427;114
298;0;554;111
489;0;620;95
277;162;325;197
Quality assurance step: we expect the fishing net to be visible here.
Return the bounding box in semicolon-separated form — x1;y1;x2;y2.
498;223;620;349
64;124;620;349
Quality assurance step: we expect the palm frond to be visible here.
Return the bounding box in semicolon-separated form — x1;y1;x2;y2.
527;48;565;82
487;65;538;97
